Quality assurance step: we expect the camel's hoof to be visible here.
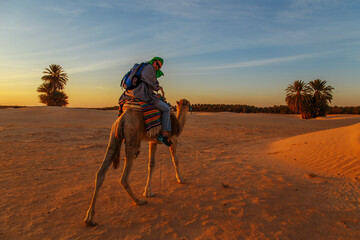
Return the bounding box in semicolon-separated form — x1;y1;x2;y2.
143;191;156;198
84;220;97;227
177;177;186;184
136;199;148;205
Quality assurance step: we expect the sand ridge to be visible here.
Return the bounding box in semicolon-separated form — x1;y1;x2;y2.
270;122;360;179
1;108;360;239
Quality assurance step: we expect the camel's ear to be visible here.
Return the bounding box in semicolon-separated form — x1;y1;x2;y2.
176;101;179;105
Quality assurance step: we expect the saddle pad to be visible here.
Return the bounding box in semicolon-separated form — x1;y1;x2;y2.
119;99;161;131
137;101;161;131
122;101;142;111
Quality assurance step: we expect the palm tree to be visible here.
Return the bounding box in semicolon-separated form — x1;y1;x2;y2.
38;64;69;106
37;82;69;106
308;79;334;117
42;64;68;92
285;80;312;119
37;82;54;106
52;90;69;106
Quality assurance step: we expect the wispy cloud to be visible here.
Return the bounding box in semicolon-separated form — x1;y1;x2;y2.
43;6;84;17
196;52;331;70
95;0;257;21
290;0;339;8
277;0;340;20
90;2;113;9
67;58;129;74
0;26;32;31
0;63;42;72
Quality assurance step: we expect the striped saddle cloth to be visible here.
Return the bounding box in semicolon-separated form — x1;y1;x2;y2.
119;99;161;133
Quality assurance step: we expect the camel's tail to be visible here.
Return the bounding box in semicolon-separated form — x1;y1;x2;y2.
111;118;123;169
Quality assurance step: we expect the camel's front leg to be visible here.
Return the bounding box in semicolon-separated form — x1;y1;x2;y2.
169;137;186;183
84;147;114;226
143;141;157;197
121;145;147;205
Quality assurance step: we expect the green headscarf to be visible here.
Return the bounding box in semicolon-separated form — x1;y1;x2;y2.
148;56;164;78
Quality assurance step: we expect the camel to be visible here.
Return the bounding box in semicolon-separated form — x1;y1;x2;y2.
84;99;191;226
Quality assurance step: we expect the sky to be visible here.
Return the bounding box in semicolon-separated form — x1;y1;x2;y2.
1;0;360;107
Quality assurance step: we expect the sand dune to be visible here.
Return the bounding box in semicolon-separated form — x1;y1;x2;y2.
1;107;360;239
270;122;360;179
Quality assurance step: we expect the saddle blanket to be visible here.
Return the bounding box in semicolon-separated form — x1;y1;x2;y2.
118;99;161;131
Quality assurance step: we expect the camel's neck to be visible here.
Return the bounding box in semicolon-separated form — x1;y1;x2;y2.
176;108;188;133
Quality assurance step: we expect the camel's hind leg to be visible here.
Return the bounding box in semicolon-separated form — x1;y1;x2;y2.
169;137;185;183
143;141;157;197
84;135;117;226
120;143;147;205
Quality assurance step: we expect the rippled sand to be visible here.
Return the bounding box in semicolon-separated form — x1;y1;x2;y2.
1;107;359;239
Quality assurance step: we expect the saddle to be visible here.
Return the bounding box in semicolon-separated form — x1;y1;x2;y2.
122;101;142;111
122;101;175;113
119;99;174;138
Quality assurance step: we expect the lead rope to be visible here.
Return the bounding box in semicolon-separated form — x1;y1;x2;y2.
159;144;164;197
180;138;229;188
158;144;165;238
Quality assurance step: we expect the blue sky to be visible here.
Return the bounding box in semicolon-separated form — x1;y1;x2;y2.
1;0;360;107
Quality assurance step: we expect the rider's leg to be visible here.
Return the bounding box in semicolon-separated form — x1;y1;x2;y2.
153;100;171;137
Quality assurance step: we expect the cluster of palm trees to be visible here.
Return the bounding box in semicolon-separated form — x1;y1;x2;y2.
37;64;69;106
285;79;334;119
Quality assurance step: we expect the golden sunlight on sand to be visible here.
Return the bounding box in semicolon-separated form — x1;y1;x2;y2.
270;121;360;179
1;107;360;239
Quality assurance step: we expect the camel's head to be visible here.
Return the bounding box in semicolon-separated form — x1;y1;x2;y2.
176;99;192;112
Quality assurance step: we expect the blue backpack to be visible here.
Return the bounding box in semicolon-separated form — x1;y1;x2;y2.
121;62;146;90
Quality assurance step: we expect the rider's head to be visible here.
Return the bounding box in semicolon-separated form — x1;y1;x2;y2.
149;57;164;78
150;57;163;70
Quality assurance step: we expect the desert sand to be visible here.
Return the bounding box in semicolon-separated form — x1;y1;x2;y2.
1;107;360;239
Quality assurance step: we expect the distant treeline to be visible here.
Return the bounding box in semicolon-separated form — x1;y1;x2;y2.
190;104;360;114
190;104;292;114
95;104;360;115
0;106;26;109
328;106;360;114
1;105;359;114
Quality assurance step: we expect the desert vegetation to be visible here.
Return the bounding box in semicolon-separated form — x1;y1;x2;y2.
285;79;334;119
94;104;360;115
37;64;69;106
24;74;358;115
